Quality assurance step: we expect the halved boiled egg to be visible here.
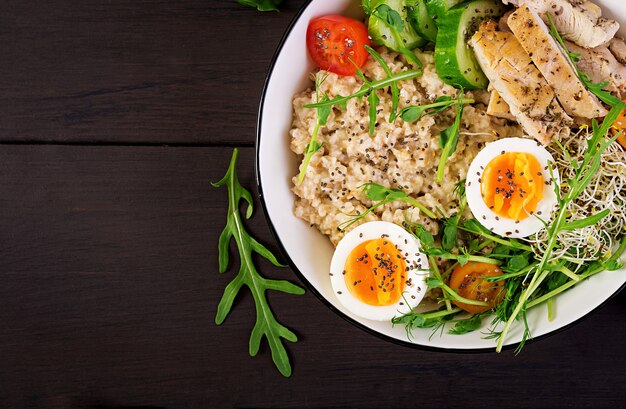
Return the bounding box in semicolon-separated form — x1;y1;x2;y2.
465;137;560;239
329;221;429;321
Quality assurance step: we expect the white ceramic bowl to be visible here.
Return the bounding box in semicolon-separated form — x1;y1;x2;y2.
256;0;626;351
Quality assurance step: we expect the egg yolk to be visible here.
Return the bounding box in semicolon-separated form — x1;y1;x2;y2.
480;152;544;221
344;238;406;306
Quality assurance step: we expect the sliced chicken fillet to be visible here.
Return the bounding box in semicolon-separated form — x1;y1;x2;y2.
469;20;572;145
548;0;619;48
502;0;619;48
609;37;626;64
508;5;607;118
487;90;515;120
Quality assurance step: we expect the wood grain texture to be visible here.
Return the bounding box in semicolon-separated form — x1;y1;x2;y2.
0;0;307;145
0;146;624;408
0;0;625;407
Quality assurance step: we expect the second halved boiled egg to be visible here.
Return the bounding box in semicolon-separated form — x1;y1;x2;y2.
465;137;560;239
329;221;429;321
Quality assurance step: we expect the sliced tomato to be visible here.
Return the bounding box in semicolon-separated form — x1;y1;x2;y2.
449;262;506;315
611;100;626;149
306;15;371;76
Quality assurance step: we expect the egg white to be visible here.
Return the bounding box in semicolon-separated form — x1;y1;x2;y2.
329;221;429;321
465;137;560;239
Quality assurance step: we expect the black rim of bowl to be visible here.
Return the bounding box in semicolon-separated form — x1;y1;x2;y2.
254;0;626;353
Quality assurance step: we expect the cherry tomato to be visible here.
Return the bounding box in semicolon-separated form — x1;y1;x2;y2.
449;262;506;315
611;100;626;150
306;15;371;76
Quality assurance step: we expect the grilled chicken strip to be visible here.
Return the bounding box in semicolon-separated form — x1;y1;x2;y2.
508;5;607;119
487;91;515;120
609;37;626;64
501;0;619;48
567;40;626;99
470;20;572;145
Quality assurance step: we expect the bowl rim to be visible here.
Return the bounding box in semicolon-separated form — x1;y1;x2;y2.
254;0;626;352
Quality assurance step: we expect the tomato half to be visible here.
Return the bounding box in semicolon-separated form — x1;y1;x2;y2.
611;100;626;150
306;15;371;76
449;262;506;315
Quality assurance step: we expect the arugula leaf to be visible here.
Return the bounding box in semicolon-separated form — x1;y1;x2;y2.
561;209;610;231
546;14;622;107
213;149;305;377
436;92;464;183
364;45;400;122
399;96;475;123
337;183;437;232
238;0;283;11
580;73;623;107
297;77;330;185
368;90;380;134
305;69;422;117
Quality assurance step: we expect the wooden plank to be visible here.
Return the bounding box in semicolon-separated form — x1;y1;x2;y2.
0;0;307;145
0;145;624;407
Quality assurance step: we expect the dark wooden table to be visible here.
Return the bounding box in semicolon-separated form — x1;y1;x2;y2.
0;1;624;407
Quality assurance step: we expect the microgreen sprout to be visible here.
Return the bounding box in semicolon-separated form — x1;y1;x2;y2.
369;4;423;68
494;102;626;352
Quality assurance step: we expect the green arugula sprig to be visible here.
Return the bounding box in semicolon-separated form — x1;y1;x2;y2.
213;149;305;377
238;0;283;11
399;95;475;123
363;45;401;125
436;91;465;183
493;102;626;352
337;183;436;232
297;75;331;185
547;14;622;107
305;47;422;135
368;4;423;68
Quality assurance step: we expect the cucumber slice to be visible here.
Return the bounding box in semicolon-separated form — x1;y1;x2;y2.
368;0;427;51
424;0;463;25
434;0;505;89
407;0;437;42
